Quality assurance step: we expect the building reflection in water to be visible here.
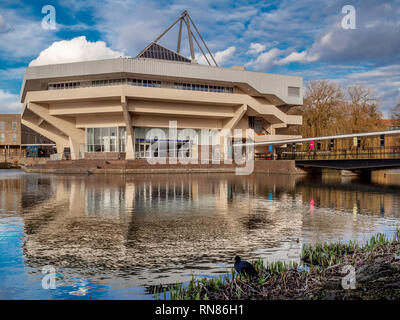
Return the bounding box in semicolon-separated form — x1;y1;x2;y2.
1;172;400;287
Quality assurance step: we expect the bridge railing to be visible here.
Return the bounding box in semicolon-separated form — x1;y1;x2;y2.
279;146;400;161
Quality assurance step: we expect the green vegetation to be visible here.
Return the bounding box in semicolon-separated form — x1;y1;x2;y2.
154;229;400;300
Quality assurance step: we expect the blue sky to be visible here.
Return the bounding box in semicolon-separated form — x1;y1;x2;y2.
0;0;399;115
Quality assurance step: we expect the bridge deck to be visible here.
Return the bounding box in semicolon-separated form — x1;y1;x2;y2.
295;159;400;170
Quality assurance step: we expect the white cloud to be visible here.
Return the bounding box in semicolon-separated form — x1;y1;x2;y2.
305;3;400;64
29;36;125;66
246;42;266;55
0;90;21;113
320;32;332;46
341;64;400;116
214;46;236;65
347;65;400;79
245;48;282;71
246;46;318;70
59;0;257;61
195;46;236;66
275;50;318;65
0;10;56;59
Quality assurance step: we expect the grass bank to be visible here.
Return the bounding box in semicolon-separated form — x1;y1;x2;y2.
156;230;400;300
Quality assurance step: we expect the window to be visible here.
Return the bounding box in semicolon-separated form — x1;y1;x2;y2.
86;127;94;152
86;127;123;152
108;127;118;152
12;134;17;142
254;119;263;134
94;128;101;151
12;122;17;130
0;133;4;142
65;82;80;89
0;121;4;130
248;116;255;129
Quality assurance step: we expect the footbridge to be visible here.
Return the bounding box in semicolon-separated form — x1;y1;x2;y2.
237;129;400;171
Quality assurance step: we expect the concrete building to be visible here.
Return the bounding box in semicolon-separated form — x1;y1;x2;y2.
0;114;20;147
0;114;55;161
20;18;302;162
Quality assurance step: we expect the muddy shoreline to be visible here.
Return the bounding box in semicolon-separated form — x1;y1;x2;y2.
162;231;400;300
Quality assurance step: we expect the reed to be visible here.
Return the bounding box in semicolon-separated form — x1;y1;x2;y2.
155;229;400;300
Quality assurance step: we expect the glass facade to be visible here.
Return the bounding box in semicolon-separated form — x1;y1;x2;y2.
86;127;126;153
133;127;197;159
84;126;221;158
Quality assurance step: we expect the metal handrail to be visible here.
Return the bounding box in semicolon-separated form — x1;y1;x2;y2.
279;146;400;161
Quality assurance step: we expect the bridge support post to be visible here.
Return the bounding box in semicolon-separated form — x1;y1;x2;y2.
371;170;400;187
322;168;359;177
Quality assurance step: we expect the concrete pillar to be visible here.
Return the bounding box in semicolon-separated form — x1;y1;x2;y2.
69;137;81;160
125;131;135;160
122;96;135;160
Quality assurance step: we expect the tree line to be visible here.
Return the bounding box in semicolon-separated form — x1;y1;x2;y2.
287;80;399;150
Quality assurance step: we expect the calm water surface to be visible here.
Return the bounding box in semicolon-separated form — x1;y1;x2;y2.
0;169;399;299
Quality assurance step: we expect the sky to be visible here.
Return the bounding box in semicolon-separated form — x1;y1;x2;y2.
0;0;399;116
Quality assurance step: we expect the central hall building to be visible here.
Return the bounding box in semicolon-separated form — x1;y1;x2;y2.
20;18;302;162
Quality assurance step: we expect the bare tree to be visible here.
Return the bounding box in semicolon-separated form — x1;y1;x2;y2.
389;103;400;146
391;103;400;124
288;80;384;150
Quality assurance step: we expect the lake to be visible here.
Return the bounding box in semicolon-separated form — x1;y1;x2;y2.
0;170;399;299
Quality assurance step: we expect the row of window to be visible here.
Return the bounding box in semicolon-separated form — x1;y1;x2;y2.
47;78;233;93
0;121;17;131
0;133;17;143
135;140;192;159
174;83;233;93
48;82;80;90
90;78;163;88
92;79;126;87
128;79;161;87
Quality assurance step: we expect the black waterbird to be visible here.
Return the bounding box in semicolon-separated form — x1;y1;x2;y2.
234;256;257;277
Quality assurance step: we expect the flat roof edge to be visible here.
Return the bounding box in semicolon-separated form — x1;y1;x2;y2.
20;58;303;105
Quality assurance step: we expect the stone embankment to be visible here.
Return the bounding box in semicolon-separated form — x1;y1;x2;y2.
22;159;307;175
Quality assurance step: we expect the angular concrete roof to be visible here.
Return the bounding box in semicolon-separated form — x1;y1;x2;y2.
20;57;303;106
136;42;192;63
